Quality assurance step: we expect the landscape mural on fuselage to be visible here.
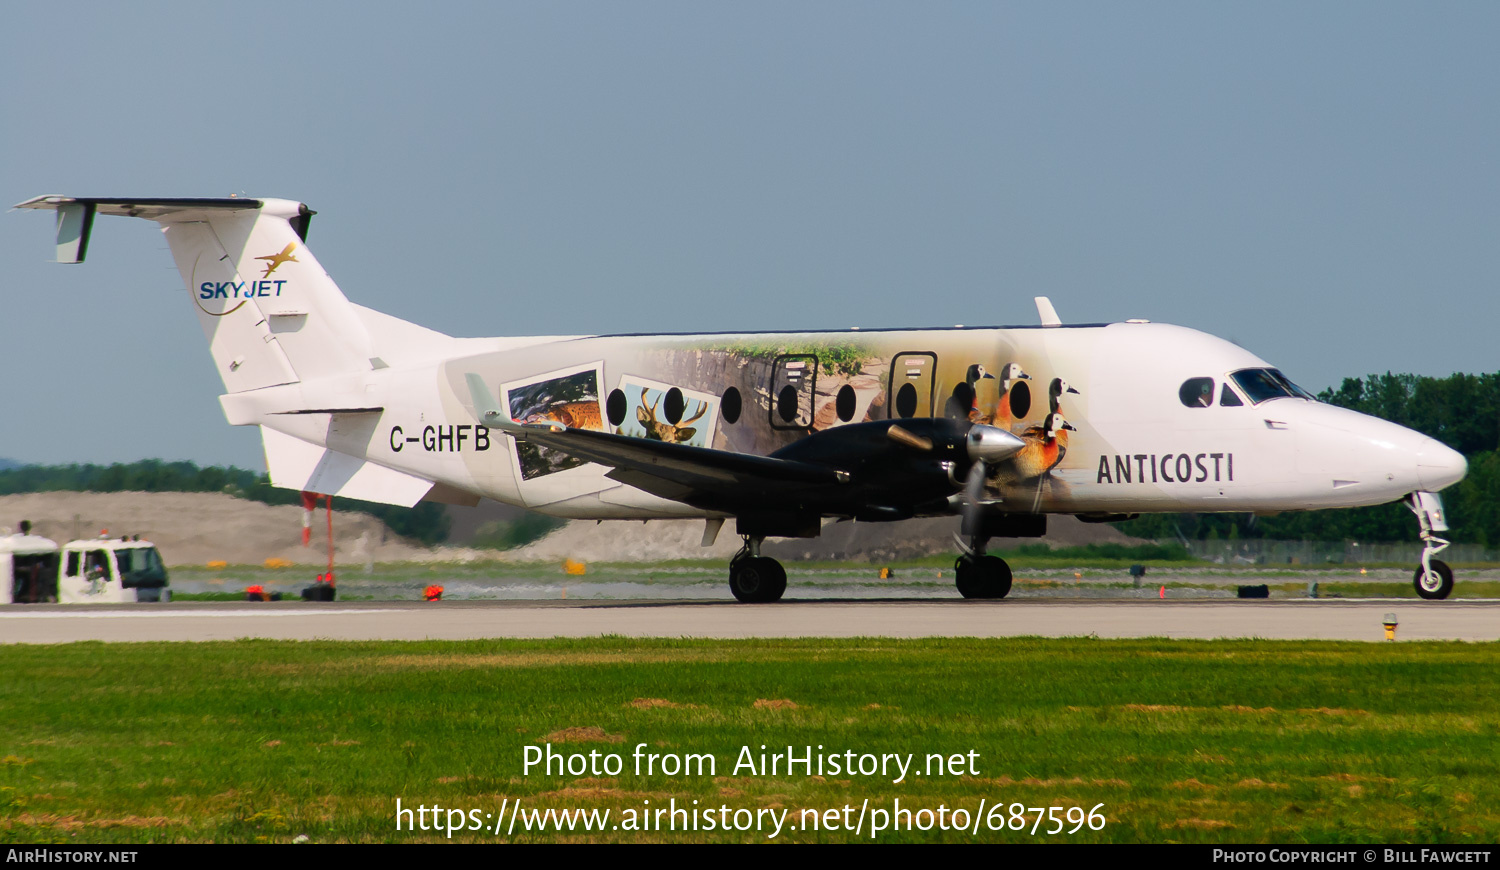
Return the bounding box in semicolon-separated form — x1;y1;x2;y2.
435;330;1076;512
430;322;1378;518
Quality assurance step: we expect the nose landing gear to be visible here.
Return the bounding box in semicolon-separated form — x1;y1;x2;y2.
1407;492;1454;600
953;534;1013;599
728;536;787;603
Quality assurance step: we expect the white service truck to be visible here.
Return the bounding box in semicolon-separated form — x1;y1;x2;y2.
2;533;171;604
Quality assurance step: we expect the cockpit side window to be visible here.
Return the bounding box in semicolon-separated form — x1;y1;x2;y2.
1220;383;1244;406
1179;377;1215;408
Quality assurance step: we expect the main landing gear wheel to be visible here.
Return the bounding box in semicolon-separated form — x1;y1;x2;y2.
730;556;787;603
954;554;1012;599
1414;559;1453;600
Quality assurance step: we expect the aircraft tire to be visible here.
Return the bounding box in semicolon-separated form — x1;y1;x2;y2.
1413;559;1454;600
955;555;1012;599
730;556;787;603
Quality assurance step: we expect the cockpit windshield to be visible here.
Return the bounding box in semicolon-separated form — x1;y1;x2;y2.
1230;368;1316;404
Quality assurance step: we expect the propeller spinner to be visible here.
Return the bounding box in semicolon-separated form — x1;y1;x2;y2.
966;423;1025;463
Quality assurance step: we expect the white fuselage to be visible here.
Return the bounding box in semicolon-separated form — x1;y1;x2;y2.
234;321;1467;522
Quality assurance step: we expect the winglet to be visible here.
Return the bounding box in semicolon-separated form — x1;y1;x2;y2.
464;373;563;434
465;373;518;431
15;197;96;264
1035;296;1062;327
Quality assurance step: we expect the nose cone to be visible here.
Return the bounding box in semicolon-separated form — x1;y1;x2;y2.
1417;439;1468;492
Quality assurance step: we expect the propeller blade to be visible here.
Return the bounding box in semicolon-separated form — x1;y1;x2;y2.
960;459;986;538
964;457;986;502
887;425;934;452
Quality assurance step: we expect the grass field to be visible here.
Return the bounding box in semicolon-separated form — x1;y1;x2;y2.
1;638;1497;843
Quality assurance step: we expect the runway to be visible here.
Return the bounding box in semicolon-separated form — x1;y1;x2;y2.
2;599;1497;643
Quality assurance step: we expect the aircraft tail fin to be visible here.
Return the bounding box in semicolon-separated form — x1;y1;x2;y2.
15;196;435;393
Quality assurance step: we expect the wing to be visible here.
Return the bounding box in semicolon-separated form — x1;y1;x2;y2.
463;374;848;504
530;426;848;502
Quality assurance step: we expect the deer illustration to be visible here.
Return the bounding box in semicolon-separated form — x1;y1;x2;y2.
637;393;708;443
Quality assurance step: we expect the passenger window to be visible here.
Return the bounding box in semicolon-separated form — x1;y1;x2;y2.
1220;384;1244;406
65;552;79;577
1178;378;1215;408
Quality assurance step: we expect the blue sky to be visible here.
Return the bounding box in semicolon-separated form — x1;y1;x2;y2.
3;2;1496;468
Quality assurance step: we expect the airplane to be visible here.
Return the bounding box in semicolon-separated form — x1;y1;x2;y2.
15;195;1470;602
255;242;298;278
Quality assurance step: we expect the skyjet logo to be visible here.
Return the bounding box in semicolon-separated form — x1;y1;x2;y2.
195;279;289;318
188;249;294;318
198;280;289;300
256;242;299;277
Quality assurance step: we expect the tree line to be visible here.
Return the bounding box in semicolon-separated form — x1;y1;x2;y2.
1115;372;1500;545
0;460;451;545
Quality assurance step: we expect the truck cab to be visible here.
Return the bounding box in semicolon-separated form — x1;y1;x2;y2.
57;536;171;603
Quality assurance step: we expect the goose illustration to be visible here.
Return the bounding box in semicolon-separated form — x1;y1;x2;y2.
960;363;997;421
993;363;1032;431
1012;412;1075;480
1049;377;1080;414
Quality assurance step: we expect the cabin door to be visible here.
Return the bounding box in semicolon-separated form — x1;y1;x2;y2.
889;352;937;418
769;355;818;429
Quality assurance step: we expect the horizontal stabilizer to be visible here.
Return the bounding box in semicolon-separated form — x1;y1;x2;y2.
261;427;434;508
15;196;265;217
272;407;384;416
16;196;270;264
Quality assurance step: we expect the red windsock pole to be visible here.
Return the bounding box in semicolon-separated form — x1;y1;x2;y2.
325;495;335;586
300;491;337;586
300;491;320;547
